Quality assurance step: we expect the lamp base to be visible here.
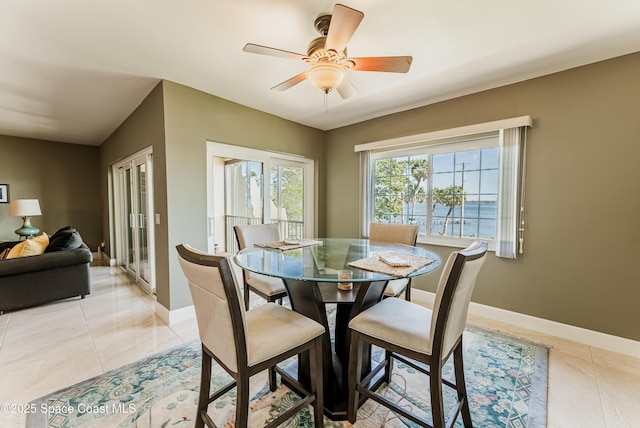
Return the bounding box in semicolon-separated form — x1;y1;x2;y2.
15;216;39;238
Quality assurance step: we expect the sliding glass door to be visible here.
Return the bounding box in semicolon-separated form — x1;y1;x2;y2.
113;148;155;294
270;162;305;239
207;142;314;255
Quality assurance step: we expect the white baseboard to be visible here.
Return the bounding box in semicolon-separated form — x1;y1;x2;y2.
94;250;117;267
153;288;640;359
155;301;195;326
413;289;640;359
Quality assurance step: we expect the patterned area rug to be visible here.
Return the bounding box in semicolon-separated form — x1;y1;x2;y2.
26;326;547;428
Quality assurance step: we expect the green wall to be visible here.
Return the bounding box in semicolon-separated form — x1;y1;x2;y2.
89;51;640;341
161;81;325;310
99;82;168;303
100;81;325;312
0;135;101;248
325;52;640;341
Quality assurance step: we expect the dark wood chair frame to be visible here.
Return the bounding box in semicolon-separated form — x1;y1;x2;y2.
347;242;488;428
369;223;419;301
234;225;288;310
176;245;324;428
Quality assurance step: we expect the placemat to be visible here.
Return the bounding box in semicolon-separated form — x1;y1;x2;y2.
254;239;322;251
348;252;436;277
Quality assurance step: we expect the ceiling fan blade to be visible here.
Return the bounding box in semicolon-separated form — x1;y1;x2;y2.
336;78;358;99
325;4;364;53
271;72;308;91
243;43;307;61
350;56;413;73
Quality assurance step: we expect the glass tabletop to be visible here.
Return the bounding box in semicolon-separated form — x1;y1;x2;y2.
234;238;440;283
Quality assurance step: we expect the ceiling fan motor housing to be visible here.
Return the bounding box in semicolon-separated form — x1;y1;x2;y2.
307;37;328;57
314;14;332;36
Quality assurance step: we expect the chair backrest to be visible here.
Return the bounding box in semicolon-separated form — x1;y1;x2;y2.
176;244;247;373
429;241;488;359
234;223;281;250
369;222;418;246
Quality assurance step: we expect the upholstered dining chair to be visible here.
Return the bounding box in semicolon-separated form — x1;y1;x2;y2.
176;244;325;428
369;222;419;300
347;241;488;428
234;223;288;310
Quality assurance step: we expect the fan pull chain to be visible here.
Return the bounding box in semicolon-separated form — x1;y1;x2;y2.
324;92;329;114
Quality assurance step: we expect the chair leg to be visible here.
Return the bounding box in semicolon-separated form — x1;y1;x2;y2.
405;282;411;301
196;345;212;428
310;336;324;427
454;342;473;427
347;331;364;424
430;359;446;428
236;371;250;428
383;349;394;384
268;367;277;392
244;282;251;311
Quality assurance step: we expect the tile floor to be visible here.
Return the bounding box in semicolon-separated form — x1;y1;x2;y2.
1;266;638;427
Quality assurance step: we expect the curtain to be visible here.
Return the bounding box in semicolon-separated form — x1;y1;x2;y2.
359;150;371;238
496;127;526;258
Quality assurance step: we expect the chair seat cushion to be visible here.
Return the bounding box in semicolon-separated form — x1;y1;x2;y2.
349;297;433;354
246;303;325;366
383;278;409;296
246;272;286;296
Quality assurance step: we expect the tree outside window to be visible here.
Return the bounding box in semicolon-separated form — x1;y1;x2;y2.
371;142;498;241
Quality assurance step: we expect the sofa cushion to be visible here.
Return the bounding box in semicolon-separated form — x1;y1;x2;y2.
48;226;75;241
46;227;83;252
7;234;49;259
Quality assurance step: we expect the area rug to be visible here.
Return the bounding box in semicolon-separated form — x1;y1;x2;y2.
26;326;547;428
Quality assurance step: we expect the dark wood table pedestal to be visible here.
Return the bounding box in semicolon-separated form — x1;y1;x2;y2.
281;278;388;421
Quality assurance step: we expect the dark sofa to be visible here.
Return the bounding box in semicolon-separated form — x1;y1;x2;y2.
0;227;92;313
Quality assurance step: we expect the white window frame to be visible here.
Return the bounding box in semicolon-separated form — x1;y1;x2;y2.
357;116;532;257
369;134;500;250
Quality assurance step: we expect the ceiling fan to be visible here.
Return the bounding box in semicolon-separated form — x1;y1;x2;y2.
243;3;412;99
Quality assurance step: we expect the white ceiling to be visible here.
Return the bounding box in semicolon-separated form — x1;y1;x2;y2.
2;1;640;146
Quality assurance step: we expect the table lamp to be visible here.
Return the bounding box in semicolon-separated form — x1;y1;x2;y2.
9;198;42;238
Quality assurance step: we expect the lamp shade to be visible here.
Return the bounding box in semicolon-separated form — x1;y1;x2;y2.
10;199;42;217
306;62;346;94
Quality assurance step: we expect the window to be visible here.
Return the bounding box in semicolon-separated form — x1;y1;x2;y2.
371;135;499;248
358;117;531;258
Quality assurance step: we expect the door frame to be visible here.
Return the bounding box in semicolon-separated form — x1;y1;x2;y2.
206;141;315;254
111;146;156;294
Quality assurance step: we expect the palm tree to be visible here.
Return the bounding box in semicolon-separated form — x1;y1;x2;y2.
432;185;465;234
405;159;428;222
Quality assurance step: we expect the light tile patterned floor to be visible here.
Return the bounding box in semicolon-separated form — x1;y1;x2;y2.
0;266;638;427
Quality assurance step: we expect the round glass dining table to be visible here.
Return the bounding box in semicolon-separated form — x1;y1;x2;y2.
234;238;440;420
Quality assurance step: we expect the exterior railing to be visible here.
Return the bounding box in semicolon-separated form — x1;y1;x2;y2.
225;216;304;254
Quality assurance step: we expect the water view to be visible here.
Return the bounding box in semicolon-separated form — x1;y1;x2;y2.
380;200;497;240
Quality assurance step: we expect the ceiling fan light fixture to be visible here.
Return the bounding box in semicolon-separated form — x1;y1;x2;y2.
306;62;346;94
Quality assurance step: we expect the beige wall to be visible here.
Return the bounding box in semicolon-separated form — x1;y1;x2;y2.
325;52;640;341
0;135;101;248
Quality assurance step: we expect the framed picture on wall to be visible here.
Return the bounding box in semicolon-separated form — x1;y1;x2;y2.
0;184;9;203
